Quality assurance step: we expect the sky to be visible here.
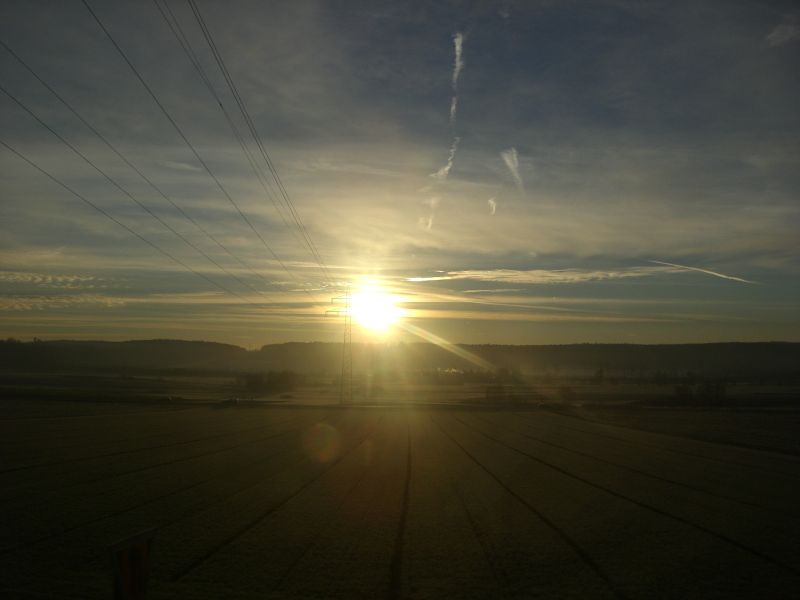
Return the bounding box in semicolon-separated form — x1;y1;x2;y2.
1;0;799;347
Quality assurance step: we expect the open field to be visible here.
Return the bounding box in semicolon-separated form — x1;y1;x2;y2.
2;400;800;599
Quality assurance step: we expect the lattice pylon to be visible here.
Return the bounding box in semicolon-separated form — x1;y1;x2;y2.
327;287;353;405
339;287;353;404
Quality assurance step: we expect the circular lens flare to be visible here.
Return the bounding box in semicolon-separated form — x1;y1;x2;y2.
302;422;341;463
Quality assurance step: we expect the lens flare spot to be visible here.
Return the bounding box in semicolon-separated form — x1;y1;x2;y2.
362;439;373;466
302;422;341;463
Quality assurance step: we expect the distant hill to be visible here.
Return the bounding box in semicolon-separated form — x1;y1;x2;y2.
0;339;248;372
1;338;798;379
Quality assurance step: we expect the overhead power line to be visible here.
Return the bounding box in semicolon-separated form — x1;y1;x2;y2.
154;0;296;234
186;0;333;287
0;137;258;306
81;0;320;303
0;80;271;302
152;0;312;281
0;38;272;300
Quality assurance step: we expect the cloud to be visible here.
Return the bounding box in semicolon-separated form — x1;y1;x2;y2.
410;263;759;285
160;160;203;172
418;197;440;231
421;31;466;226
449;96;458;125
0;271;101;289
452;32;464;90
766;15;800;46
293;158;404;178
430;136;461;181
500;147;524;191
649;260;757;284
488;197;497;215
408;266;673;284
449;32;465;124
418;215;435;231
463;288;522;294
0;294;127;311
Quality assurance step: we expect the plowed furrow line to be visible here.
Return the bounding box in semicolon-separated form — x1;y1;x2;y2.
473;414;800;520
0;413;327;556
169;415;383;582
457;415;800;577
431;416;629;600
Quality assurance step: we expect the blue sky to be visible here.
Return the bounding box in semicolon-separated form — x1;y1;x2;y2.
1;0;798;346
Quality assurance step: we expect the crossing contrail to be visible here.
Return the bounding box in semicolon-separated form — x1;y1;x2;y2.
650;260;757;284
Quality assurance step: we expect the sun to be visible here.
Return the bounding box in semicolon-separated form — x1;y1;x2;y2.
350;286;403;333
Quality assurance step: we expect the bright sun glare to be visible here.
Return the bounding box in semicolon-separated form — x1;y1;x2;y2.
349;286;403;333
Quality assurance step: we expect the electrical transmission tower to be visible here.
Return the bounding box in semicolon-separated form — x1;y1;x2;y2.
328;287;353;404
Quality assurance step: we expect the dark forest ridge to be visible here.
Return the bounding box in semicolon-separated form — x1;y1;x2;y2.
2;338;798;378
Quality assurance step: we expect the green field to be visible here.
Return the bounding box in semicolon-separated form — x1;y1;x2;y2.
2;400;800;599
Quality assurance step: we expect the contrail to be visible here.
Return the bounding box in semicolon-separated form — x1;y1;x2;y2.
418;215;435;231
488;197;497;215
501;147;524;190
449;32;464;124
419;197;439;231
650;260;757;284
421;31;465;227
431;137;460;181
452;32;464;90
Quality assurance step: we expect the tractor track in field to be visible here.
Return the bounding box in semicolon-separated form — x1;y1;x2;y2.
0;410;265;459
53;415;302;487
0;415;306;504
430;415;630;600
428;415;507;594
0;414;305;476
472;413;800;521
68;412;361;583
169;415;384;582
544;408;800;459
1;584;91;600
454;415;800;578
0;415;305;501
387;417;411;600
0;412;336;557
269;460;373;593
0;405;199;422
531;411;800;480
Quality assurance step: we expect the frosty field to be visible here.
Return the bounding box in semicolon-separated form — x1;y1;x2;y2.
2;402;800;599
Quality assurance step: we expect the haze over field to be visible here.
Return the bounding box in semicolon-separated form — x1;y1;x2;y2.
1;0;799;347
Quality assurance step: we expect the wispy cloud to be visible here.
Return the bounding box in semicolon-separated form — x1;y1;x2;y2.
0;271;102;289
409;266;672;284
488;197;497;215
766;15;800;46
500;147;524;191
418;197;440;231
0;294;127;311
463;288;521;294
418;215;435;231
160;160;202;172
449;96;458;124
649;260;757;284
431;137;460;181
